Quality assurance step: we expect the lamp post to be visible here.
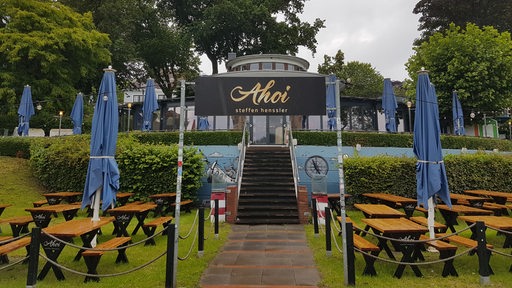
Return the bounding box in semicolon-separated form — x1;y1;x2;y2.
127;103;132;132
508;120;511;140
58;111;63;136
406;100;412;132
483;113;487;138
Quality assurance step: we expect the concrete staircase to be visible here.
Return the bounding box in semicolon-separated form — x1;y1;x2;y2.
236;146;299;224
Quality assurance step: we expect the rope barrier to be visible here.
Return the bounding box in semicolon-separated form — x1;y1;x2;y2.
486;225;512;235
329;211;342;233
487;247;512;258
0;256;29;271
179;210;199;239
178;225;199;261
0;233;30;245
39;251;166;278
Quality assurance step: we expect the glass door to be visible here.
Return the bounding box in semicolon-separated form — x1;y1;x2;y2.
250;116;285;145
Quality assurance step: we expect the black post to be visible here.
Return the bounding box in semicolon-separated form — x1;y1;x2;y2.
214;199;219;238
312;198;319;236
165;225;176;288
475;221;491;285
198;206;204;257
345;222;356;285
26;227;41;288
325;207;332;256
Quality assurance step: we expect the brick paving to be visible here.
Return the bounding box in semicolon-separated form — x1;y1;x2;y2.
200;224;320;288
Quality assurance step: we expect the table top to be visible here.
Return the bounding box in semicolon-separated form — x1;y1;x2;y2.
108;203;157;213
43;192;82;197
458;215;512;230
43;217;114;237
362;193;417;204
361;218;429;234
0;204;12;209
149;193;177;198
449;194;487;201
464;190;512;199
25;204;81;213
436;204;493;215
354;203;406;218
117;192;134;198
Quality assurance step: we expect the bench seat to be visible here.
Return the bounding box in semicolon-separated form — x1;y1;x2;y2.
33;200;48;207
352;233;380;276
482;202;508;216
171;199;193;213
3;216;34;237
82;237;131;282
0;236;31;264
142;216;173;246
419;235;458;277
436;233;493;249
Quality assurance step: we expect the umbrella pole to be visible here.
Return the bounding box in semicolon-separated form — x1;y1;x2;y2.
92;188;102;221
427;197;435;238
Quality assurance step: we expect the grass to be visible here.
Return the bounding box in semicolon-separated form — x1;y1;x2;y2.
0;156;230;288
3;156;512;287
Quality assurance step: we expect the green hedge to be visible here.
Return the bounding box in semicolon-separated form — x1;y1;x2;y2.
344;153;512;202
29;135;205;203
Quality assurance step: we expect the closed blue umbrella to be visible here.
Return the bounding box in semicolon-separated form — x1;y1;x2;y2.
70;93;84;134
326;74;337;130
198;116;210;130
17;85;35;136
452;91;465;136
142;78;159;131
413;70;451;236
81;67;120;218
382;78;397;132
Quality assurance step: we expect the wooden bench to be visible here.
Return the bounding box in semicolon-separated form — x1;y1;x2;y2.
436;233;493;250
482;202;508;216
352;233;381;276
415;206;428;217
2;216;34;237
33;200;48;207
0;236;31;264
0;236;13;244
409;216;448;233
336;216;360;235
419;235;458;277
82;237;131;282
124;201;144;206
171;199;194;213
142;216;173;246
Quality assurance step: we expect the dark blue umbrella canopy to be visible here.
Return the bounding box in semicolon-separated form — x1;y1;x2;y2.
142;78;159;131
326;74;337;130
17;85;35;136
413;71;451;209
452;91;465;136
82;68;120;211
70;93;84;134
198;116;210;130
382;78;397;132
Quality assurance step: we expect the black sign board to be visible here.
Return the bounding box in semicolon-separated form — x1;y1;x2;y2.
195;76;326;115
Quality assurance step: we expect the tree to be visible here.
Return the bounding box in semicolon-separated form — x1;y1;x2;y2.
413;0;512;44
406;23;512;127
0;0;111;131
62;0;201;96
317;50;384;98
162;0;325;74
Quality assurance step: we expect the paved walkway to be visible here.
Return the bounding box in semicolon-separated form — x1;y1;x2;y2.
200;224;321;288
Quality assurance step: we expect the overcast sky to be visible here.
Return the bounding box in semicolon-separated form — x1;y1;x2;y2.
200;0;421;81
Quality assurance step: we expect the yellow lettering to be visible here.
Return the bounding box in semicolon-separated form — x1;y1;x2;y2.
230;80;291;105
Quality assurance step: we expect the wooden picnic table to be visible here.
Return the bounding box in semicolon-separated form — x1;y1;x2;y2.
39;217;114;280
325;193;351;216
43;192;82;205
362;193;417;218
436;204;493;233
108;203;157;237
361;217;428;278
354;204;406;218
0;204;12;217
458;215;512;248
149;193;177;216
464;189;512;205
25;204;81;228
116;192;134;206
448;193;488;207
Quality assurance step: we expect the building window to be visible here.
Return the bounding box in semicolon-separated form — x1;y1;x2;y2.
249;63;259;70
275;63;285;70
262;62;272;70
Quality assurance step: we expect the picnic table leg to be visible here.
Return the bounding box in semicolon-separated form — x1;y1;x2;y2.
112;213;133;237
438;210;458;233
394;243;422;278
62;209;79;221
440;250;458;277
38;234;67;281
375;234;395;260
74;230;99;261
132;211;150;235
403;204;416;219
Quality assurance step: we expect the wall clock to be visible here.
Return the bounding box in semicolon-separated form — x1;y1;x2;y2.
304;155;329;178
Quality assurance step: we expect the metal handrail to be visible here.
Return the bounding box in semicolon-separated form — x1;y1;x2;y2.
287;123;299;197
236;119;248;200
